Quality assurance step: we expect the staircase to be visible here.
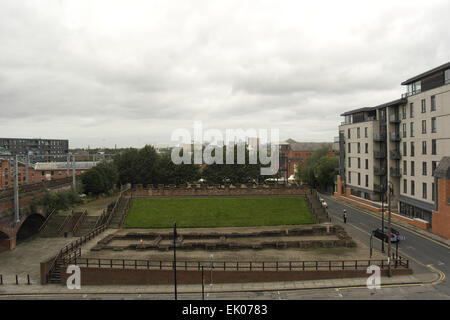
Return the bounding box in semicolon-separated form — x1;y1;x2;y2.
40;215;68;237
47;259;65;284
73;216;99;237
109;197;129;229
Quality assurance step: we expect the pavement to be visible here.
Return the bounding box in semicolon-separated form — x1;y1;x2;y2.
0;270;441;297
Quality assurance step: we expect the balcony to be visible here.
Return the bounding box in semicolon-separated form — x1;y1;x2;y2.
373;133;386;142
374;151;386;159
390;132;401;142
390;150;401;160
390;167;402;177
374;167;386;176
389;115;401;123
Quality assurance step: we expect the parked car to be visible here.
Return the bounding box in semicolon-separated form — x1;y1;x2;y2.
372;228;399;243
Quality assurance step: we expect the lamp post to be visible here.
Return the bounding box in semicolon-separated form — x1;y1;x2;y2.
173;222;178;300
381;186;385;253
387;181;393;278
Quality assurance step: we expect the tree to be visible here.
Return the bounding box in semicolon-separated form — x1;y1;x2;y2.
296;146;338;190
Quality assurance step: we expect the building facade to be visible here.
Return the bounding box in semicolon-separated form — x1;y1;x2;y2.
0;138;69;160
336;62;450;239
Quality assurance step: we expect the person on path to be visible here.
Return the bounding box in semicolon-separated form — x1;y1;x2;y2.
343;209;347;223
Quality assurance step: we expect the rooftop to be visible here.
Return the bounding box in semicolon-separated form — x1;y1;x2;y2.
401;61;450;85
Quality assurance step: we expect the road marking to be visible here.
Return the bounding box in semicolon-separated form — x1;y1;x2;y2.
323;195;450;250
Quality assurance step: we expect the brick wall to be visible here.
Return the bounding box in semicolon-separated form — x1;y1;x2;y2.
59;267;412;286
432;179;450;239
128;185;309;198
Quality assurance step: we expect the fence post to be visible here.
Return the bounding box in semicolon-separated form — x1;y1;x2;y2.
111;259;113;268
355;260;357;269
27;275;30;285
15;275;18;285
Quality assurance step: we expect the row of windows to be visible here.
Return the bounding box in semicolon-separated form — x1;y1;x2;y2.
401;97;437;120
402;160;438;177
347;127;369;139
347;142;370;154
347;171;370;188
401;118;437;137
402;140;438;156
348;157;370;169
403;179;435;201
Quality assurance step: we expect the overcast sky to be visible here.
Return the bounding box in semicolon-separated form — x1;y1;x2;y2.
1;0;449;149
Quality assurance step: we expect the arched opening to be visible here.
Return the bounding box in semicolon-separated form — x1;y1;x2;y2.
16;214;46;243
0;230;10;252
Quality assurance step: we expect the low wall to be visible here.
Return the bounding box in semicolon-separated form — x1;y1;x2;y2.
128;185;309;198
60;267;412;286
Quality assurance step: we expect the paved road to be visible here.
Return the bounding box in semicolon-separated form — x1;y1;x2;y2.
321;194;450;297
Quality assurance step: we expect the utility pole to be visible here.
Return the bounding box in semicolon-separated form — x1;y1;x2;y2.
173;222;178;300
72;154;76;190
387;182;393;277
25;153;29;184
66;154;70;177
381;187;385;253
14;155;20;224
201;265;205;300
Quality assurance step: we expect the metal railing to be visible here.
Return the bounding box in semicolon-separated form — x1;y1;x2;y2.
57;211;73;236
390;150;402;160
63;258;410;271
38;209;56;233
390;167;402;177
72;209;87;235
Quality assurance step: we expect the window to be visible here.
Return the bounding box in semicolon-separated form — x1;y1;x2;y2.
402;105;406;119
365;175;369;188
410;103;414;118
432;139;437;155
432;161;437;176
358;158;361;169
431;117;436;133
422;141;427;155
365;127;368;138
365;159;369;169
348;129;351;139
445;69;450;84
348;143;351;153
404;179;407;193
431;96;436;111
411;180;415;196
403;160;407;176
411;141;415;157
358;173;361;186
348;157;351;168
421;99;426;113
402;123;407;138
423;183;427;199
365;143;368;154
403;142;407;156
357;143;360;154
410;122;414;137
411;161;415;176
357;128;360;139
422;120;426;134
422;162;427;176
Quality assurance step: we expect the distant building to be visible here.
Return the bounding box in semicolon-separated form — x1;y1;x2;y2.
0;138;69;161
0;159;98;190
279;139;335;180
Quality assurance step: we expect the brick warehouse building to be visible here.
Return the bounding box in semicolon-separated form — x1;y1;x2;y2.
335;62;450;239
0;138;68;161
279;139;335;180
0;159;98;190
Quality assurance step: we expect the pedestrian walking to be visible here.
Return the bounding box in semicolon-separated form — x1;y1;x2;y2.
343;209;347;223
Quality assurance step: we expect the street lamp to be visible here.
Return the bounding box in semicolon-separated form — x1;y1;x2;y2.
387;181;393;278
173;222;182;300
381;186;385;253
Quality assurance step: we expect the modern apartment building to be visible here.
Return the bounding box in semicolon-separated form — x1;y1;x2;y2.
335;62;450;239
0;138;69;161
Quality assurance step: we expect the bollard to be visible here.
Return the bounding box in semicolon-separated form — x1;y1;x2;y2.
27;275;30;285
16;275;18;285
0;274;2;285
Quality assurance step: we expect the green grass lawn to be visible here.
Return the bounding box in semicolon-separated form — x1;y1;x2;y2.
123;197;315;228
